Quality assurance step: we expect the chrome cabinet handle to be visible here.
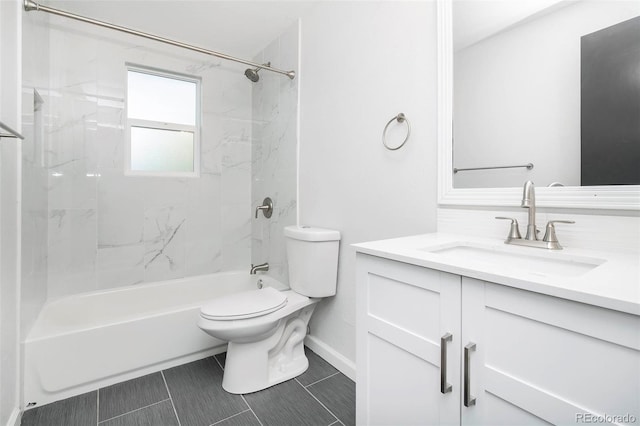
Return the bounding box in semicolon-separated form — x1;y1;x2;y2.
464;342;476;407
440;333;453;394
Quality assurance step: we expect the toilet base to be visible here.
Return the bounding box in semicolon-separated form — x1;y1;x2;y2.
221;304;317;394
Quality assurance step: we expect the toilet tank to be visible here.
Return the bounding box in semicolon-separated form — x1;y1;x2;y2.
284;225;341;297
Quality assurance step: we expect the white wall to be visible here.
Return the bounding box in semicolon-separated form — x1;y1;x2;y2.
453;0;640;188
0;0;21;127
298;1;438;374
0;0;23;424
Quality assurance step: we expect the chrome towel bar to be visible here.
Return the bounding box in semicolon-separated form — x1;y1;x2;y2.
0;120;24;140
453;163;533;174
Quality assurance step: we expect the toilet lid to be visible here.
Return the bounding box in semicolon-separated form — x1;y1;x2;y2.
200;287;288;321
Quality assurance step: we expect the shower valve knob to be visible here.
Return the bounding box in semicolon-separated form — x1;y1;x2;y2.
255;197;273;219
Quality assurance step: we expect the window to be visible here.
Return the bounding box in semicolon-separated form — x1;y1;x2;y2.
125;65;200;176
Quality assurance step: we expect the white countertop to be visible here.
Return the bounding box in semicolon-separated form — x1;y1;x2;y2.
353;233;640;315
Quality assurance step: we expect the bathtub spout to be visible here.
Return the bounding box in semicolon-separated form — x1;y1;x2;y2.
250;262;269;274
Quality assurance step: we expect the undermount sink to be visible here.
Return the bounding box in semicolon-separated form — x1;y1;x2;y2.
419;243;606;277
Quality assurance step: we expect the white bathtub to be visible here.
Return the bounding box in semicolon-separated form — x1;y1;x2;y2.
23;271;286;408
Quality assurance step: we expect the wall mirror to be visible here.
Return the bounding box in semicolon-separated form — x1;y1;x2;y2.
437;0;640;209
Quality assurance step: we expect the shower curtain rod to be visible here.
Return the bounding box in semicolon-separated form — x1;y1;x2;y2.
23;0;296;80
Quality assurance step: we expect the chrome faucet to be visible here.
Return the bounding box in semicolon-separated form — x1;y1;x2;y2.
521;180;538;240
495;180;575;250
250;262;269;274
255;197;273;219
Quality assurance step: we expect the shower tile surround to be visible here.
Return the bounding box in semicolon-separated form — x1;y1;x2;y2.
43;16;299;298
251;23;299;284
21;348;354;426
21;10;51;337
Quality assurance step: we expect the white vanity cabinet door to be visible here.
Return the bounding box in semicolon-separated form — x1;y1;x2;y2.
461;277;640;426
356;253;461;426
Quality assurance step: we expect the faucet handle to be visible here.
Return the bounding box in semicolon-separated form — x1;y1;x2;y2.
255;197;273;219
495;217;522;240
543;220;575;243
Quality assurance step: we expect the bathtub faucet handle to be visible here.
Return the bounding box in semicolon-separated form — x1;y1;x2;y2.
255;197;273;219
250;262;269;275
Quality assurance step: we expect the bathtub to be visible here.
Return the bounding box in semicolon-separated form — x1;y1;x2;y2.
23;271;286;409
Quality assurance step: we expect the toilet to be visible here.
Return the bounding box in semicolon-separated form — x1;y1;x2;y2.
198;225;340;394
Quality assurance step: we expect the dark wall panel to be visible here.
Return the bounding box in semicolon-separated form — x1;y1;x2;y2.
581;16;640;186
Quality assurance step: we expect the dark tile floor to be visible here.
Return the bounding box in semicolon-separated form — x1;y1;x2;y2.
21;347;355;426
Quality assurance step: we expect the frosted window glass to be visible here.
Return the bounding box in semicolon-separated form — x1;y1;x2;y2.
130;127;194;172
127;71;196;125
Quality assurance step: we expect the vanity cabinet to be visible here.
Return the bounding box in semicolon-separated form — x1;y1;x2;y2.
355;254;461;425
356;253;640;426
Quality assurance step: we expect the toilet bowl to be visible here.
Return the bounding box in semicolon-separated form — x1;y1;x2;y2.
198;225;340;394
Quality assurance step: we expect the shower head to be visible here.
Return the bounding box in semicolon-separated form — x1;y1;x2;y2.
244;68;260;82
244;62;270;82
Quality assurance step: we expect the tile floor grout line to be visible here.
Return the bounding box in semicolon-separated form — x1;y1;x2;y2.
161;371;183;426
208;408;251;426
304;371;341;388
240;395;264;426
96;388;100;426
97;398;171;424
213;354;225;371
295;378;340;424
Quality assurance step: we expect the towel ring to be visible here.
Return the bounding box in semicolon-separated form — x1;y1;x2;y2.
382;113;411;150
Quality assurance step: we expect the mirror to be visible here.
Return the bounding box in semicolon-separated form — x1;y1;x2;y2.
437;0;640;209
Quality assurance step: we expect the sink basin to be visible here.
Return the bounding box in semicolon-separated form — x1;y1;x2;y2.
420;243;605;277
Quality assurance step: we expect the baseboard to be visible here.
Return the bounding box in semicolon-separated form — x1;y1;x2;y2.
305;335;356;381
6;407;21;426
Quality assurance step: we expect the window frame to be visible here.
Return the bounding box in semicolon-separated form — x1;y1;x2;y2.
124;64;201;178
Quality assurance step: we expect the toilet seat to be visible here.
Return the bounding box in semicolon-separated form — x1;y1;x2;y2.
200;287;288;321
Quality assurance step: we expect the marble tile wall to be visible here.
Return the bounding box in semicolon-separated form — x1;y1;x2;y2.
251;22;299;285
46;18;254;298
21;10;50;336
